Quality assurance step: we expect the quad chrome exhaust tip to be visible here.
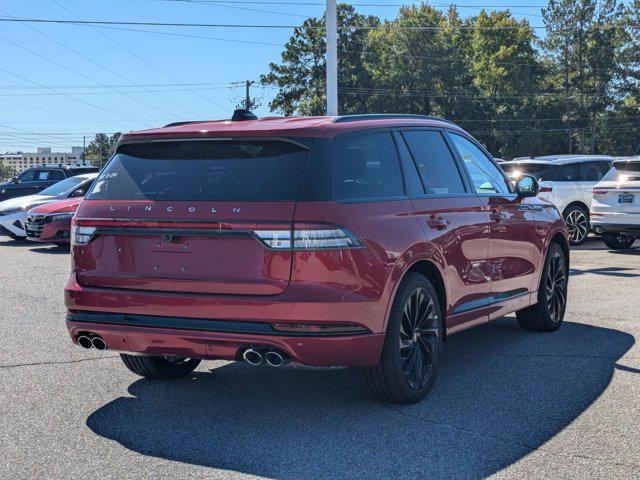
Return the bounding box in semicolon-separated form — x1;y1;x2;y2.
265;350;290;367
77;335;93;349
243;349;263;366
91;336;107;351
77;334;107;350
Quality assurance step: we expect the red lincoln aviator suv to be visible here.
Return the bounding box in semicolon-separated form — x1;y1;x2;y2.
65;112;569;403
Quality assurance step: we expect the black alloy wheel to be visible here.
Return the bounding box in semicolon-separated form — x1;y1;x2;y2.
516;242;568;332
544;248;567;323
359;273;443;403
602;233;636;250
400;287;440;389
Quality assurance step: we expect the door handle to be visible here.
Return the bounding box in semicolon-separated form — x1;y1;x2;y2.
427;215;450;230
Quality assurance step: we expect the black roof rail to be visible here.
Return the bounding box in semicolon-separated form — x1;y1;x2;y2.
332;114;456;125
163;120;209;128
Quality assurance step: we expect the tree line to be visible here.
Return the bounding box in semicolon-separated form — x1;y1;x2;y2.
261;0;640;159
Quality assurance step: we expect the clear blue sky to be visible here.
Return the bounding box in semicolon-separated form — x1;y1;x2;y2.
0;0;548;153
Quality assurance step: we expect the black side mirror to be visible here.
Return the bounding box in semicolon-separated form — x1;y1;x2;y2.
69;189;85;198
10;176;19;184
515;175;539;198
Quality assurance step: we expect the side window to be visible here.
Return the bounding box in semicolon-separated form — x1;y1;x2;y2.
597;162;612;180
449;133;511;194
401;130;466;195
334;132;404;200
48;170;66;181
577;162;602;182
392;132;425;195
556;164;579;182
18;169;37;182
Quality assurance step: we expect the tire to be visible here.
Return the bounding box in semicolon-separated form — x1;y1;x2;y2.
563;204;589;246
120;354;200;379
516;242;568;332
602;233;636;250
359;273;443;404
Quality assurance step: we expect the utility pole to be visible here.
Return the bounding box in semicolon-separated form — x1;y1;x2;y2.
245;80;255;110
326;0;338;116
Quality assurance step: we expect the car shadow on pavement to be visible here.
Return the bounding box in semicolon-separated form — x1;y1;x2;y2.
569;266;640;278
28;245;70;255
0;238;33;247
86;318;634;479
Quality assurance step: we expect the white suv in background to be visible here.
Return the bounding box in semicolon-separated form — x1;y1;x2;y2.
500;155;613;245
590;157;640;250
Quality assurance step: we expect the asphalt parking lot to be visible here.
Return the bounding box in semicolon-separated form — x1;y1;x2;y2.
1;238;639;480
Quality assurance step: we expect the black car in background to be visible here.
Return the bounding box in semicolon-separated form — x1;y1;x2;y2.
0;164;98;202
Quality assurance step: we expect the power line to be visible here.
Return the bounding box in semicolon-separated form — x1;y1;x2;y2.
0;86;234;96
3;16;635;30
0;63;140;123
0;81;238;89
90;23;286;46
162;0;544;19
159;0;548;7
0;7;201;119
47;0;227;114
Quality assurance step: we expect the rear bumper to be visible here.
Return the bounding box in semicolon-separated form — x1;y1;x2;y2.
64;276;388;366
66;315;384;366
590;214;640;235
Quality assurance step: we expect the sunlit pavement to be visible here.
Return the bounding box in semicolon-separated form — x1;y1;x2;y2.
1;237;639;479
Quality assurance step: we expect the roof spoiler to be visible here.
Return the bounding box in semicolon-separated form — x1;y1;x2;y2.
613;157;640;171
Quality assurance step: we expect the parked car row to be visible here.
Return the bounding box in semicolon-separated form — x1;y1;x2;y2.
500;155;640;248
0;172;96;242
0;163;98;201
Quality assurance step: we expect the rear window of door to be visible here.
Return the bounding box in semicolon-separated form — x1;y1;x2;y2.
48;170;66;181
400;130;466;195
87;140;309;201
36;170;52;181
449;133;511;194
555;163;579;182
333;132;404;200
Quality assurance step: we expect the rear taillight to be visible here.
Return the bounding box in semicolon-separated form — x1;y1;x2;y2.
71;222;96;246
253;224;363;251
592;189;609;195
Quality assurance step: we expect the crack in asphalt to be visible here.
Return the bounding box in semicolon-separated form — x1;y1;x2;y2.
386;405;640;472
0;355;119;370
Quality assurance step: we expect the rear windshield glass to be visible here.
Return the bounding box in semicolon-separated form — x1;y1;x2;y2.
501;163;556;181
40;176;86;196
87;140;308;201
602;167;640;182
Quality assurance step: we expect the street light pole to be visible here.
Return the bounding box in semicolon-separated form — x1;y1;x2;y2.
326;0;338;116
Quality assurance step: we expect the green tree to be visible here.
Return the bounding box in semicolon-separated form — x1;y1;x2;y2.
261;4;379;115
0;163;17;181
362;5;474;118
542;0;626;153
82;133;121;168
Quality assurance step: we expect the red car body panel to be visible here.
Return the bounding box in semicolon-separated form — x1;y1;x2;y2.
65;116;569;366
27;198;82;243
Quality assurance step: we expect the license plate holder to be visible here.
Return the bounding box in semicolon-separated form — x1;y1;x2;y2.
618;193;634;204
